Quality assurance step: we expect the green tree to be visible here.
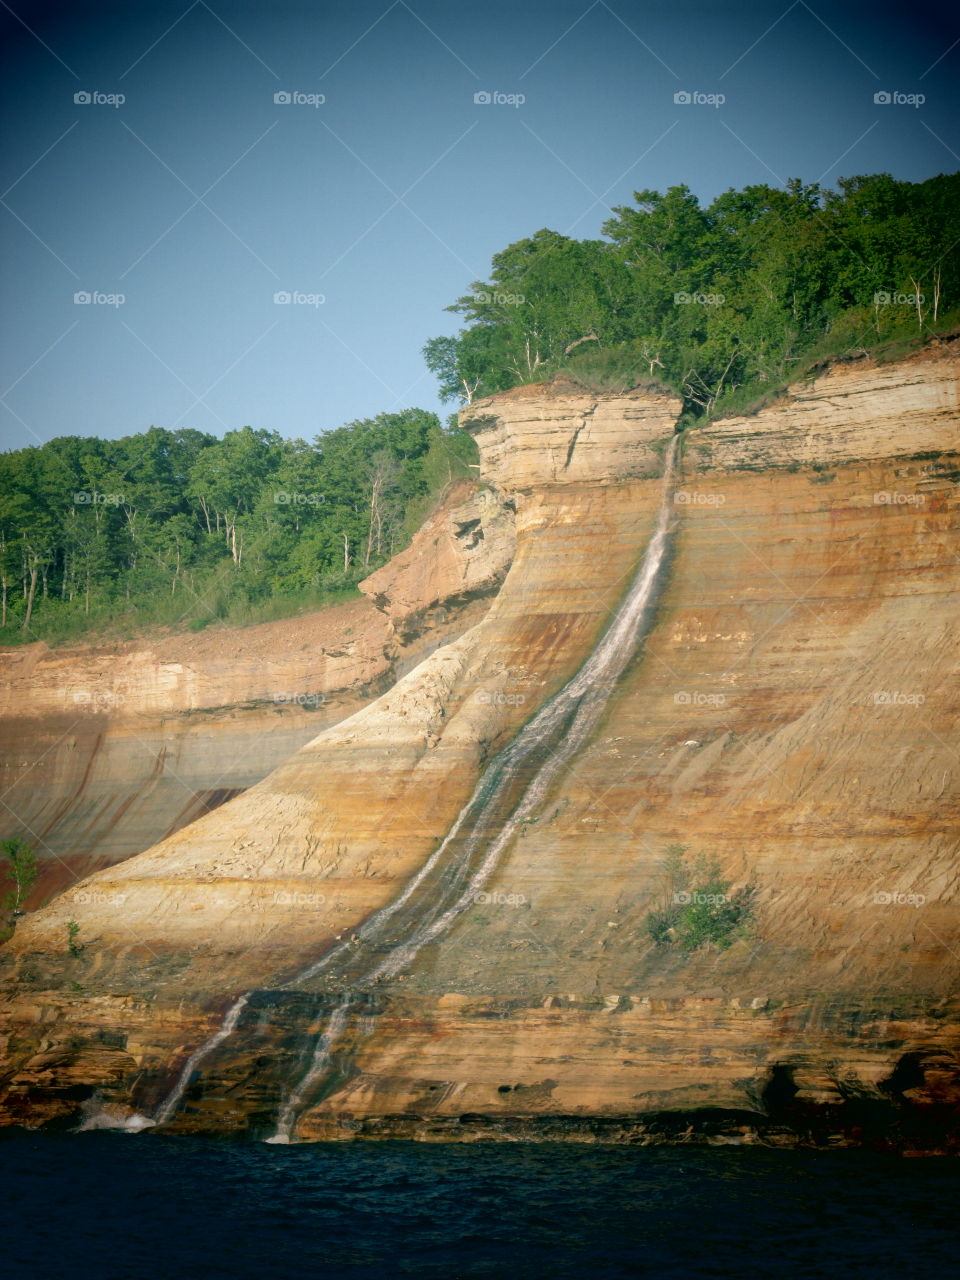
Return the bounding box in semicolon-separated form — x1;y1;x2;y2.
425;171;960;416
1;837;38;916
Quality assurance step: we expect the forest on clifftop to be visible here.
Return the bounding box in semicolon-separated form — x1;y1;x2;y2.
2;170;956;647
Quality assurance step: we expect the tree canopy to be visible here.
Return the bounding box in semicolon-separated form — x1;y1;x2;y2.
5;169;955;646
424;171;959;416
0;411;476;644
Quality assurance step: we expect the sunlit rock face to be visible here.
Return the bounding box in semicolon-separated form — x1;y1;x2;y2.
0;601;391;905
0;481;509;905
359;478;516;643
1;349;958;1150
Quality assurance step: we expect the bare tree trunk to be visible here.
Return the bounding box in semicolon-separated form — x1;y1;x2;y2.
563;333;598;356
709;350;738;413
910;277;925;332
22;563;38;631
365;476;384;570
342;533;350;571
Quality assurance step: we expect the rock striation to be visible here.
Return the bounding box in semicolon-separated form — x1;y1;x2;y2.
0;481;512;904
359;479;515;643
0;346;957;1150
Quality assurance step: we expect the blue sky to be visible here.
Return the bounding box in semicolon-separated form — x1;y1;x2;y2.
1;0;957;449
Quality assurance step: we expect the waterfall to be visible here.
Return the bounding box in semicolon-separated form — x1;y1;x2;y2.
264;1001;352;1144
263;434;679;1140
151;436;678;1136
289;435;678;991
152;992;251;1127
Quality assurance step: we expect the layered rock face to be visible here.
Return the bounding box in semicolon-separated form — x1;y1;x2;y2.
361;478;515;645
1;347;958;1149
0;481;508;905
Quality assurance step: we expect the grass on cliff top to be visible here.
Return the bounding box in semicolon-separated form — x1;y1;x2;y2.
702;310;960;424
518;310;960;423
552;340;678;397
0;579;366;652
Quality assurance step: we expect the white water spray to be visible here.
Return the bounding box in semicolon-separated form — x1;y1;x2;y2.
74;1097;157;1133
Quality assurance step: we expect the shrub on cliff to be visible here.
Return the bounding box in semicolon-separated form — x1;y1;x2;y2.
646;844;755;951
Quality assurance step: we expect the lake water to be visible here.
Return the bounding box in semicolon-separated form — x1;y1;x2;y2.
2;1133;956;1278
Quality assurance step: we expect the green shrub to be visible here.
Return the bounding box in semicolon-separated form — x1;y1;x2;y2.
646;844;756;951
66;920;84;958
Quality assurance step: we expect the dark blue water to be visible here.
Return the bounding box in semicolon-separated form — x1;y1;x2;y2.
1;1134;957;1279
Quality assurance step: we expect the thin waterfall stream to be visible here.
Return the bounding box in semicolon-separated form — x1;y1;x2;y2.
147;436;679;1139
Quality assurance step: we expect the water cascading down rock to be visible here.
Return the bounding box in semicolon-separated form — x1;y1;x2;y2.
154;436;679;1141
4;350;958;1148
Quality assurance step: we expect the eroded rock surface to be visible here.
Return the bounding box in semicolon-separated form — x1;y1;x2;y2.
359;478;515;642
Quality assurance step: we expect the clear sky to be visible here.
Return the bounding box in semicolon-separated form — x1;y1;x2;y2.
1;0;957;450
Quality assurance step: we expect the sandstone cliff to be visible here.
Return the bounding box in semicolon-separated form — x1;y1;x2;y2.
0;481;510;904
1;344;957;1150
